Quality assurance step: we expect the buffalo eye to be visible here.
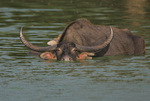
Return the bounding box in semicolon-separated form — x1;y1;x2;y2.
71;48;78;53
56;48;62;53
56;48;61;51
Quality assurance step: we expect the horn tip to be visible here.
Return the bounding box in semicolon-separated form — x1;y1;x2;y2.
20;26;24;30
20;27;24;37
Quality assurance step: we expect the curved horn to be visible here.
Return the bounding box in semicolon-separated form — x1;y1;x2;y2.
20;27;57;52
76;26;114;52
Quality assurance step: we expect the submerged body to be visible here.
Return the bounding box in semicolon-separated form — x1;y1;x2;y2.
20;19;145;61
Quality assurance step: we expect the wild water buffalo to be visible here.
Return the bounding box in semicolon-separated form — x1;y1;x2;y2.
20;19;145;61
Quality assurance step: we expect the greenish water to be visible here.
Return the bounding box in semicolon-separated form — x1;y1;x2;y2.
0;0;150;101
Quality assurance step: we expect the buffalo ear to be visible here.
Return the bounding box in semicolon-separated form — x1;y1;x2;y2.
47;34;62;46
40;52;56;60
47;39;58;46
78;52;95;60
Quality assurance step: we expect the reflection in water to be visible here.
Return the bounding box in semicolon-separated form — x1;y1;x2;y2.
0;0;150;101
0;55;149;82
125;0;147;26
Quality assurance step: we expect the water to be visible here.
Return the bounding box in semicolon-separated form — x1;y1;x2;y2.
0;0;150;101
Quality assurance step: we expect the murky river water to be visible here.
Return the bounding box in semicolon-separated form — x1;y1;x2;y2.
0;0;150;101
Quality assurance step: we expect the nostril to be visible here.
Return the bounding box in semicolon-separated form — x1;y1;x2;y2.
61;56;73;61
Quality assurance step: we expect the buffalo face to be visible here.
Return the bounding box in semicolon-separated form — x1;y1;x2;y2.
55;42;79;61
40;42;95;61
37;42;94;61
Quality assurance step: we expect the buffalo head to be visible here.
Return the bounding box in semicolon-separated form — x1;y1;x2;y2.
20;26;113;61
